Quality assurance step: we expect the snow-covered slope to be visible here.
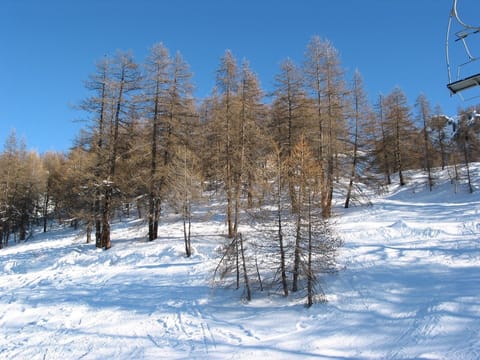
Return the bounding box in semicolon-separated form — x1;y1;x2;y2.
0;167;479;359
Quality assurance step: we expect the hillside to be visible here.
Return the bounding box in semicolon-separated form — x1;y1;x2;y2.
0;166;479;359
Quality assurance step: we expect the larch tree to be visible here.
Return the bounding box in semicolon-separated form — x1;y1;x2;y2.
374;95;393;185
415;93;434;191
105;52;141;248
212;55;267;299
231;61;266;300
233;60;266;230
271;143;290;296
303;36;348;217
165;50;196;181
288;135;320;293
164;50;198;254
59;146;97;241
288;135;341;305
81;57;112;247
166;143;202;257
143;43;171;241
198;92;222;189
383;88;415;186
344;70;374;208
303;36;326;163
41;152;65;232
82;51;140;249
214;50;240;238
271;58;309;212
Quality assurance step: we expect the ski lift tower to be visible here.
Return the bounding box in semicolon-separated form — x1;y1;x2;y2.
446;0;480;96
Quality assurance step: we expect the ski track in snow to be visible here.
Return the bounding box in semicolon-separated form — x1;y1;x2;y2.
1;170;480;359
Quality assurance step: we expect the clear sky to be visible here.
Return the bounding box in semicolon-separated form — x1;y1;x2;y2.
1;0;479;153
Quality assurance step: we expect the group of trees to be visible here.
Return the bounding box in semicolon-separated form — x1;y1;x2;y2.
0;133;45;247
2;36;480;304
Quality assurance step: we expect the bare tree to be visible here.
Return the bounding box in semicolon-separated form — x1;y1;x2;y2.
383;88;415;186
81;57;112;247
415;94;434;191
288;136;320;293
273;146;289;297
142;43;171;240
375;95;392;185
345;70;373;208
271;58;309;212
288;136;341;305
82;51;140;249
166;144;202;257
303;36;348;217
215;50;239;238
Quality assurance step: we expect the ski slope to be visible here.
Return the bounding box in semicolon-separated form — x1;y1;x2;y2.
0;167;479;359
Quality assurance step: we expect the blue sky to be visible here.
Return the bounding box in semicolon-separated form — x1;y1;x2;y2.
1;0;478;153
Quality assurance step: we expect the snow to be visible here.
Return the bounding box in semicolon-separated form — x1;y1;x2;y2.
1;167;480;359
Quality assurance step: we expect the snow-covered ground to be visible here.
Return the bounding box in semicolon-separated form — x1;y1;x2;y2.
1;167;479;359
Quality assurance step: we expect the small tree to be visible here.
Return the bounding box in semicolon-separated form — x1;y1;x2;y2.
166;144;202;257
288;136;341;306
289;136;320;294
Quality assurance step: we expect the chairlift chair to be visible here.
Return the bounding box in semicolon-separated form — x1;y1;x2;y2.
447;73;480;94
446;0;480;96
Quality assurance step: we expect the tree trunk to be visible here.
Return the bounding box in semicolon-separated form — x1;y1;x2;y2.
292;209;302;293
322;157;334;218
95;202;102;248
101;186;112;250
239;233;251;301
86;221;92;244
148;195;156;241
463;138;473;193
345;90;360;208
247;172;254;208
378;97;391;185
42;186;50;233
227;184;234;238
344;158;357;208
306;197;314;307
183;202;192;257
19;207;27;241
148;75;161;241
395;115;405;186
276;151;289;296
235;235;240;289
423;115;433;191
101;60;126;250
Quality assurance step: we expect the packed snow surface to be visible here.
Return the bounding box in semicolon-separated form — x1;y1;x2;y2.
1;168;479;359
